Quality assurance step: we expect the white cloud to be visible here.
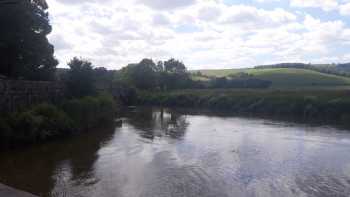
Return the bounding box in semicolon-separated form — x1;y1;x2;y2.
46;0;350;70
153;14;172;26
340;2;350;15
197;4;222;21
255;0;280;2
290;0;339;11
137;0;196;10
222;6;296;27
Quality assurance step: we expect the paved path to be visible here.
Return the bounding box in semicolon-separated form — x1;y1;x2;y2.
0;183;38;197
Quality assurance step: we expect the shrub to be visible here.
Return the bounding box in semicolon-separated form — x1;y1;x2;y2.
62;94;117;131
9;104;74;142
96;94;118;122
1;94;118;147
9;111;44;142
31;104;75;137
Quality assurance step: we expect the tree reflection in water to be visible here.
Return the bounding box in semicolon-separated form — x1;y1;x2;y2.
0;125;117;197
125;107;189;140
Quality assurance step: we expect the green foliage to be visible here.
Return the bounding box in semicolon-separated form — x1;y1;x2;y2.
65;57;96;98
62;95;117;131
93;67;115;91
97;94;119;121
0;0;58;80
120;59;158;90
7;104;74;143
118;58;194;91
138;89;350;126
157;59;193;90
1;95;118;146
164;58;186;73
30;103;75;135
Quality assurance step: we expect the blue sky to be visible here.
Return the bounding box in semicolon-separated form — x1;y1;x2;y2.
47;0;350;70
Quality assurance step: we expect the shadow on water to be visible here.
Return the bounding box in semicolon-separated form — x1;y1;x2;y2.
0;125;118;197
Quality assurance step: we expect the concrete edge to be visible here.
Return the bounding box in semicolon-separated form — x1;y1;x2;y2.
0;183;38;197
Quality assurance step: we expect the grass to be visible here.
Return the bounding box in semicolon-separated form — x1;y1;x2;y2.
191;68;350;88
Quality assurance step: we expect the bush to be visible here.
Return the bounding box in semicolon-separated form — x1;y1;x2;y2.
9;104;74;142
62;94;117;131
1;94;118;146
96;94;118;122
10;111;44;142
31;104;75;137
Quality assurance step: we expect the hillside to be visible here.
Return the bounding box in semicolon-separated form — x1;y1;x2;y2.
191;68;350;88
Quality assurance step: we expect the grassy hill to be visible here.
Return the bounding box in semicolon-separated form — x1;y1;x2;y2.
191;68;350;88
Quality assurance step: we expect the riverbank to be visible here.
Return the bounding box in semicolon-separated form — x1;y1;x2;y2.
0;94;118;148
137;89;350;127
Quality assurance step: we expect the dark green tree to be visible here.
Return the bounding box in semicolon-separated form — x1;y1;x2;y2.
93;67;114;91
161;58;191;90
121;59;158;90
0;0;58;80
164;58;186;73
66;57;96;98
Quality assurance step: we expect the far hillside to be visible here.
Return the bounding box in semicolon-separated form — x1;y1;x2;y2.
192;67;350;89
256;62;350;77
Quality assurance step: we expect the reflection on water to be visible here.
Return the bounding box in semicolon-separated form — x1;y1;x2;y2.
1;107;350;197
126;108;188;140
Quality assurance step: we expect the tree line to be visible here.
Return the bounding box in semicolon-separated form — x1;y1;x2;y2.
61;56;272;101
0;0;271;94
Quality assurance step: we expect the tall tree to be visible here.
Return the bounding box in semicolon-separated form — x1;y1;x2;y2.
162;58;190;90
66;57;96;98
164;58;186;73
121;59;158;90
0;0;58;80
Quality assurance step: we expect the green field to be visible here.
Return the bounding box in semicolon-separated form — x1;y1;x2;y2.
192;68;350;88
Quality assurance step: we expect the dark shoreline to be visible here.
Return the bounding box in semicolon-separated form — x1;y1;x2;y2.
137;89;350;129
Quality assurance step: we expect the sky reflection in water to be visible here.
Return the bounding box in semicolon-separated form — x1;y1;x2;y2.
1;107;350;197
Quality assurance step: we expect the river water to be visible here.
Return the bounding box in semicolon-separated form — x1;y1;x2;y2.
1;107;350;197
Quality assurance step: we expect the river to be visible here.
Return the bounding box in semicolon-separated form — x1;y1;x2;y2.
1;107;350;197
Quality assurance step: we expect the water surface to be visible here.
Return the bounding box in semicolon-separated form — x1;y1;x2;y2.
1;107;350;197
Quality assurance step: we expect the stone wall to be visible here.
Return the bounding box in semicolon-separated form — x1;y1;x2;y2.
0;79;64;112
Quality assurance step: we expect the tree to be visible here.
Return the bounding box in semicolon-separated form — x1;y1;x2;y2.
0;0;58;80
93;67;114;91
117;58;193;91
164;58;186;73
161;58;191;90
66;57;96;98
121;59;158;90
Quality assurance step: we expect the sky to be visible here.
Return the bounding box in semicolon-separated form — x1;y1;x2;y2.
46;0;350;70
